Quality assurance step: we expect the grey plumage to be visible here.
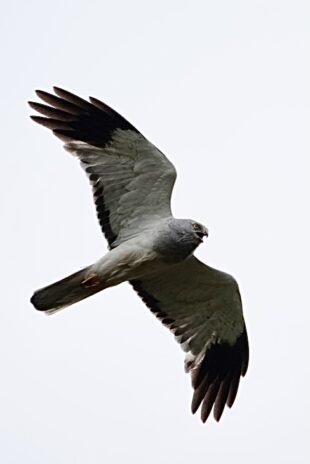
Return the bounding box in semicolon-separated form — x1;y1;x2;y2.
31;265;98;314
153;219;208;261
29;87;249;423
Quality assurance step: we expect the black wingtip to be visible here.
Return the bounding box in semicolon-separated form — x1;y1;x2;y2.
53;85;64;93
35;89;47;98
52;129;75;142
29;87;139;147
28;100;38;109
190;328;249;423
30;115;41;123
30;115;70;130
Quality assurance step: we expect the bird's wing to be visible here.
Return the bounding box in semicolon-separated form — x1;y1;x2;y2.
130;256;249;423
29;87;176;248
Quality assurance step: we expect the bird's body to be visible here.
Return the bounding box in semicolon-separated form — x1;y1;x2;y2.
32;217;207;313
29;87;249;422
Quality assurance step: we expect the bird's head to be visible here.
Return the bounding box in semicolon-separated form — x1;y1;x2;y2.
171;219;209;245
156;218;208;259
153;218;209;262
190;220;209;243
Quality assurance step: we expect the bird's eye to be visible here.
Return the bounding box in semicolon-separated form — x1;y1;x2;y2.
192;223;201;231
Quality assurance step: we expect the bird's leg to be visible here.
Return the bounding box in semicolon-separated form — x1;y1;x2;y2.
81;273;101;288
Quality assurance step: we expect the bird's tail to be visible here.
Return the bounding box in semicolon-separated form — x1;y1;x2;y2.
30;266;106;315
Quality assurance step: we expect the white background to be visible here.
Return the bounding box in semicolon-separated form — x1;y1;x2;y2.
1;1;309;462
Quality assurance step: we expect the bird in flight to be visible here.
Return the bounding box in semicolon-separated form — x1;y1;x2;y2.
29;87;249;423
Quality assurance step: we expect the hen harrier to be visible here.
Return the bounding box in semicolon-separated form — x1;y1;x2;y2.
29;87;249;422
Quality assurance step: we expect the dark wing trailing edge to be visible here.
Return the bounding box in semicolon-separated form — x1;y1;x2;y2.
29;87;139;147
87;172;118;247
130;257;249;423
29;87;176;249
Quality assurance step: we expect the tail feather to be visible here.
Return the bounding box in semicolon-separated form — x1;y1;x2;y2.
31;266;105;314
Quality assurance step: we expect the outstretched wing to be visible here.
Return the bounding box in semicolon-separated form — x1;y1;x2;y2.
130;256;249;423
29;87;176;248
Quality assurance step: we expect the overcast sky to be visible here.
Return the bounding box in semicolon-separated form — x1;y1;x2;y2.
1;0;309;463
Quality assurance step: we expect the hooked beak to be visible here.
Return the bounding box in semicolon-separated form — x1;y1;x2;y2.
196;227;209;242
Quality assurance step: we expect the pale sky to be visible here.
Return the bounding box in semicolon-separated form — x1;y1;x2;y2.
1;1;309;463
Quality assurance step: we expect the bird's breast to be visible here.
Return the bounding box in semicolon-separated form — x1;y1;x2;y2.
152;232;198;263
